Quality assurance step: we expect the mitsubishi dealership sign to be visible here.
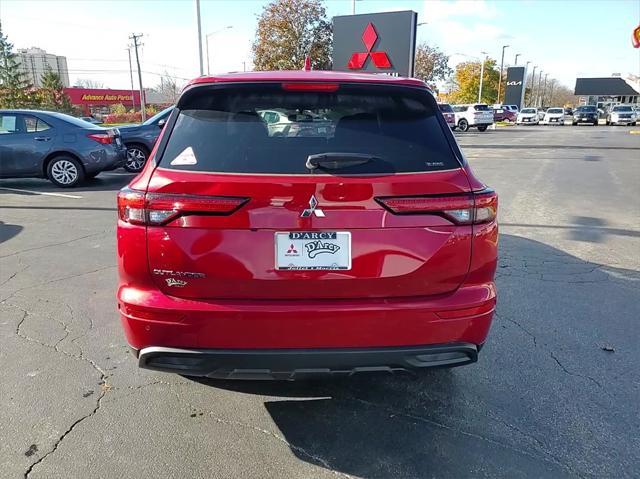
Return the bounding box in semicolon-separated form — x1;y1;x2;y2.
332;11;418;77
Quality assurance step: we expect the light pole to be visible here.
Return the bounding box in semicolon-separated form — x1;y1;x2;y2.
514;53;521;66
195;0;203;75
478;51;488;103
529;65;537;106
536;70;544;107
541;73;548;108
206;26;233;75
496;44;509;103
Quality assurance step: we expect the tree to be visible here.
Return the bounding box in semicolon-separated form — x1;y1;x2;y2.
447;59;499;104
252;0;332;71
0;21;38;108
73;79;104;89
414;43;452;84
153;72;181;105
39;66;73;113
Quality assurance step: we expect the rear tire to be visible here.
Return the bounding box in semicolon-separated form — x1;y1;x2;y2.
47;156;84;188
572;121;577;126
477;125;488;132
458;119;469;132
124;144;148;173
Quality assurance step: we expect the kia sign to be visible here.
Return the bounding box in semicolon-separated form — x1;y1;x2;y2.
332;11;418;77
504;67;527;109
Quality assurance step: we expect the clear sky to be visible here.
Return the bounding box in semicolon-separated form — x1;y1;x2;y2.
1;0;639;90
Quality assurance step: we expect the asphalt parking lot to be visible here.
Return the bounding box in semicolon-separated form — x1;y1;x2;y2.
1;125;639;478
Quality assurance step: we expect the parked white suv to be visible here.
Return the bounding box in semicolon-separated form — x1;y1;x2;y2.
606;105;637;126
452;104;494;132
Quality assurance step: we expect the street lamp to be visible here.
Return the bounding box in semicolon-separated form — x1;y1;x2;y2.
529;65;537;106
478;51;488;103
496;44;509;103
206;26;233;75
514;53;521;66
536;70;544;107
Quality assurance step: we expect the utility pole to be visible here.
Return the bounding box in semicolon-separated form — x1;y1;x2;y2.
478;52;487;103
129;33;146;122
126;47;136;111
497;44;509;104
195;0;204;75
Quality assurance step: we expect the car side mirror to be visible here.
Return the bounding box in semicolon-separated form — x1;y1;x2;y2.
158;119;166;127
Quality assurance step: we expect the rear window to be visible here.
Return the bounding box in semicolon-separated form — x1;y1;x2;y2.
438;103;453;113
159;84;460;175
473;104;491;111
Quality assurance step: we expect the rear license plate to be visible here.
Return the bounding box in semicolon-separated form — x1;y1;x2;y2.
275;232;351;270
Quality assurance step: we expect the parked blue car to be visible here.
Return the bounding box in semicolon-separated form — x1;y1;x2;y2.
0;110;126;187
118;106;173;172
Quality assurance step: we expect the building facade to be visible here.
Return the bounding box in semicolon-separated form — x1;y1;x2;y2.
574;76;639;110
15;47;70;88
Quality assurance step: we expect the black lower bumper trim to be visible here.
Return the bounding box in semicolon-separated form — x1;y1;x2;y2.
138;343;479;380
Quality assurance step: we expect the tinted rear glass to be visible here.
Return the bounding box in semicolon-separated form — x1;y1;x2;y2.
473;104;491;111
438;103;453;113
159;84;459;175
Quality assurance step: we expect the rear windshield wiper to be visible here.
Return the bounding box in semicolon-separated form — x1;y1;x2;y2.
306;152;378;171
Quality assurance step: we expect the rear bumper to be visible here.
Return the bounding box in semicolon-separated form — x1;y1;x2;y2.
118;282;496;352
137;343;479;379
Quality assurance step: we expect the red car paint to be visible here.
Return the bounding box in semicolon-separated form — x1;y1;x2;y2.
117;71;498;376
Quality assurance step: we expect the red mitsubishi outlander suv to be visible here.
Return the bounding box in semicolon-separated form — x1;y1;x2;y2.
117;71;498;379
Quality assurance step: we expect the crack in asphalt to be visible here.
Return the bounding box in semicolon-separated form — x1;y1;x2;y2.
0;264;30;288
495;312;537;347
0;265;116;303
5;302;110;478
0;232;107;259
549;351;604;390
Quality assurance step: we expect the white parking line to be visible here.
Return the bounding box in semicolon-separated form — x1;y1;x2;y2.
0;187;83;199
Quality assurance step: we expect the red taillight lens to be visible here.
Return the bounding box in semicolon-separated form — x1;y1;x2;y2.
281;82;339;92
376;189;497;225
87;133;113;144
117;188;248;225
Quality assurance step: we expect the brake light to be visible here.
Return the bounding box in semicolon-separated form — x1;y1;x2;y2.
87;133;114;144
376;189;497;225
117;188;248;225
281;82;339;92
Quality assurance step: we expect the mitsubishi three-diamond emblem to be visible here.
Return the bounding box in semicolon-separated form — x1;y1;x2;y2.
347;23;392;70
300;195;325;217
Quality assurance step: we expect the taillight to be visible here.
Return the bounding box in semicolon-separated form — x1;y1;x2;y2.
376;189;497;225
117;188;248;225
87;133;114;144
281;82;339;92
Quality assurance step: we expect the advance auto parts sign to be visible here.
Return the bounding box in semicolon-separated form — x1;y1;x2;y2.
332;11;418;77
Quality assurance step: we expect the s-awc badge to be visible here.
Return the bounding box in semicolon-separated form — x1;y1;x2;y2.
275;232;351;270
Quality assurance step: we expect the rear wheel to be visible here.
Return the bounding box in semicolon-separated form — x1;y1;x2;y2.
572;121;577;126
458;119;469;132
124;145;148;173
47;156;84;188
477;125;488;132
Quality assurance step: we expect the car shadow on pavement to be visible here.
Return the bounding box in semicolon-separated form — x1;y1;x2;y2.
189;235;640;478
0;172;135;194
0;221;23;244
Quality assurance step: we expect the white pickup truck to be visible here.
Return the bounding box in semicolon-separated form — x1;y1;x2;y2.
452;104;495;132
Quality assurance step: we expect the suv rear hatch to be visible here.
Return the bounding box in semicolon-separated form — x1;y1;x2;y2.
135;82;478;300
